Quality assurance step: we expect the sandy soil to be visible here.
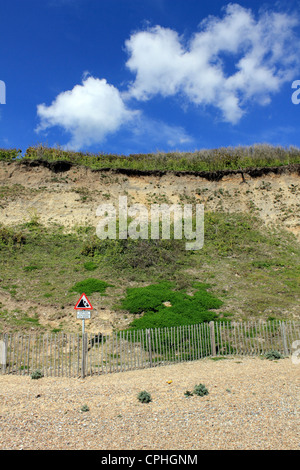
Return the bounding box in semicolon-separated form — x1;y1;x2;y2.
0;356;299;450
1;162;299;240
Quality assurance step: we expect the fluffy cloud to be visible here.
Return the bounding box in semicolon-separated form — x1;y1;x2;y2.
37;76;139;150
36;4;300;149
36;74;192;150
125;4;300;123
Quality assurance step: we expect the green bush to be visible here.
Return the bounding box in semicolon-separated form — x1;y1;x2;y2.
80;404;90;412
193;383;209;397
0;148;22;162
137;391;152;403
119;282;222;361
184;384;209;397
264;350;283;360
121;281;222;329
31;369;44;380
70;278;113;296
121;281;173;314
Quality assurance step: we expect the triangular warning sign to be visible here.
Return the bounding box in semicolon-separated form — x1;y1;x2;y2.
74;293;93;310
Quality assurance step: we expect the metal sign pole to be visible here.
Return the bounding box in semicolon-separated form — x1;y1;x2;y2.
74;293;93;379
82;319;85;379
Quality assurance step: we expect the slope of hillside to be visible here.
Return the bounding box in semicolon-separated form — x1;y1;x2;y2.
0;159;299;334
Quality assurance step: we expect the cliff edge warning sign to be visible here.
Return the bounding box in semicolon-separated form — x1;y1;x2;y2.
74;293;93;319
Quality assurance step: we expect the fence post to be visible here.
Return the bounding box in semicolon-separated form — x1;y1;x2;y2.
281;322;289;356
0;336;7;374
209;321;216;356
147;329;153;368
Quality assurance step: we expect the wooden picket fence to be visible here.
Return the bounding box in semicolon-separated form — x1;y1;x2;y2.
0;320;299;378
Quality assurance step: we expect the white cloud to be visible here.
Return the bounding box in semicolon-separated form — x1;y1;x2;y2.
36;74;191;150
36;76;139;150
124;26;187;101
36;4;300;150
125;4;300;123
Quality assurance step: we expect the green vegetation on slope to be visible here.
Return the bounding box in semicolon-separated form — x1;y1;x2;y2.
0;210;298;333
70;278;113;296
119;281;223;329
0;148;22;161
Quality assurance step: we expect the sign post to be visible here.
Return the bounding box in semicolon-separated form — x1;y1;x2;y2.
74;293;93;378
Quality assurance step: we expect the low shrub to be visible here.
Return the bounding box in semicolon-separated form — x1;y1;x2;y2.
70;278;113;296
264;350;283;360
0;148;22;162
137;391;152;403
184;384;209;397
31;369;44;380
193;383;209;397
121;281;222;329
80;404;90;412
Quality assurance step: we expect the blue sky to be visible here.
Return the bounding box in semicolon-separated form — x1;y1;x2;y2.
1;0;300;155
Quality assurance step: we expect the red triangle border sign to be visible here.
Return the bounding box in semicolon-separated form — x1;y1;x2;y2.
74;293;93;310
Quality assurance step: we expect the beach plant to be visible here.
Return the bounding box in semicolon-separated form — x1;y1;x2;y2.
137;390;152;403
80;404;90;412
264;350;283;360
31;369;44;380
193;383;209;397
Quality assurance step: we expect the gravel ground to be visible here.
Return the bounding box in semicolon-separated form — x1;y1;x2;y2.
0;357;299;451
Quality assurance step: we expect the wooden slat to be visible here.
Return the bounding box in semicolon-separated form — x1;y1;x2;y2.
2;321;300;377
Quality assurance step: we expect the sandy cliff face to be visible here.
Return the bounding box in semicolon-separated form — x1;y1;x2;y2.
0;161;299;240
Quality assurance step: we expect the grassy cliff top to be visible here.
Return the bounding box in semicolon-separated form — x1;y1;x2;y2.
1;144;300;173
